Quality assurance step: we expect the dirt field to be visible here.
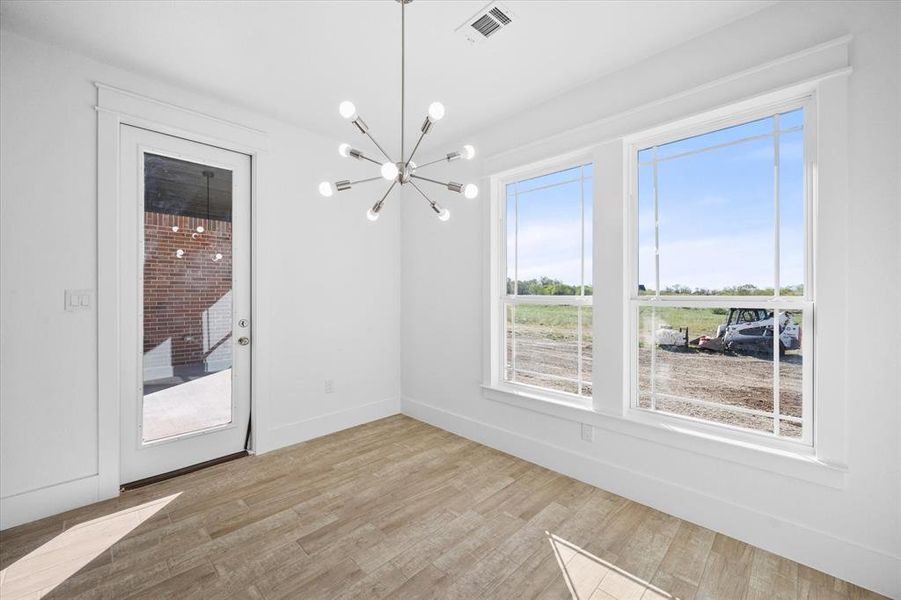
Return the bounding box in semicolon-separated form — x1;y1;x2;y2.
638;346;802;437
506;304;592;397
506;304;803;438
506;335;593;397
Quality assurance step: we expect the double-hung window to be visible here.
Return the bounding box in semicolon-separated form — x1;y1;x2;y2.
498;162;593;401
629;100;815;444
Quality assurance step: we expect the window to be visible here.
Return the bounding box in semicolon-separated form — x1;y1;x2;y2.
630;103;813;443
499;163;593;400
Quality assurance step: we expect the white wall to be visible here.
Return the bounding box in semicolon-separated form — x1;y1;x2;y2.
0;31;401;527
401;1;900;596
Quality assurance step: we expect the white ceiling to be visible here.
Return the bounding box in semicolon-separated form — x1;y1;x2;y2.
0;0;774;149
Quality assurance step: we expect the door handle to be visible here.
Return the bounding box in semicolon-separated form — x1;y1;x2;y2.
238;337;250;346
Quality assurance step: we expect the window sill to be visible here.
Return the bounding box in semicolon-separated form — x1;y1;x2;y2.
483;383;593;411
481;384;847;489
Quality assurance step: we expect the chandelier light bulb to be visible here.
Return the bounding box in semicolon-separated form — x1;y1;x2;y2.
196;226;204;234
380;162;399;181
318;181;334;197
338;143;351;158
175;249;185;258
171;225;179;232
438;208;451;222
338;101;357;120
366;208;380;222
427;102;445;122
462;144;476;160
463;184;479;199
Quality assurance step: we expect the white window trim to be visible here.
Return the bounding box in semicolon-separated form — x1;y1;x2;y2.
487;151;594;406
625;94;816;447
483;75;851;488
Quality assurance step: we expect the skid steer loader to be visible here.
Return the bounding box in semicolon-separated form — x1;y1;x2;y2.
700;308;801;355
655;308;801;355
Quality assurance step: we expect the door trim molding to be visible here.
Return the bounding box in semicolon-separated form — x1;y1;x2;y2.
96;83;269;504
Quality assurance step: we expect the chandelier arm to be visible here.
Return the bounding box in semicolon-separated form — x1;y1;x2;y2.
350;176;383;185
372;180;398;212
408;180;435;206
355;153;384;167
409;181;445;216
412;152;460;169
411;174;450;187
363;130;394;162
404;130;427;168
412;157;445;169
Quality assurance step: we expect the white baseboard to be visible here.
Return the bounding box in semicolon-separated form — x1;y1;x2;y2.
401;396;900;598
263;396;401;452
1;397;401;531
1;475;106;530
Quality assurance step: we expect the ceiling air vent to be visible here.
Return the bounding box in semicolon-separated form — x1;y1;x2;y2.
456;3;515;45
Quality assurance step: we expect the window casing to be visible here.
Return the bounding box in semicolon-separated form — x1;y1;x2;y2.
495;161;594;403
627;97;815;445
484;67;848;481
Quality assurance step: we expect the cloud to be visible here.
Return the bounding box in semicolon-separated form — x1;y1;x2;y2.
653;230;778;289
513;219;587;284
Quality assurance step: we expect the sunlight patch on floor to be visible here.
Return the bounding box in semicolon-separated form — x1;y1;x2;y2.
0;493;181;599
548;532;675;600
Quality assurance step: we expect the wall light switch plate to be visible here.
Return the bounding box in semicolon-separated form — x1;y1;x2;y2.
65;289;93;312
324;379;335;394
580;423;594;442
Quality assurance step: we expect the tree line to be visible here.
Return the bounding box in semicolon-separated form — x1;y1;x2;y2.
507;278;802;296
507;277;592;295
640;283;803;296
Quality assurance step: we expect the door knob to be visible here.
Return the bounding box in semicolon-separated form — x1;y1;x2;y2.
238;337;250;346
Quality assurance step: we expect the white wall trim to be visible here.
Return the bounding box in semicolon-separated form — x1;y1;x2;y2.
264;397;401;452
481;385;846;489
95;83;269;151
0;476;103;530
401;396;900;598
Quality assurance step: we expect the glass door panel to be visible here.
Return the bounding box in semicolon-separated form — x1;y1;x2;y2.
141;154;234;442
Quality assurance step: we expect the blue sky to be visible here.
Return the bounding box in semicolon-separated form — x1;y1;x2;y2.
507;110;805;293
507;165;593;289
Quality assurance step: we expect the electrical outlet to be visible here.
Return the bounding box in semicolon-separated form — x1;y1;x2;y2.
324;379;335;394
580;423;593;442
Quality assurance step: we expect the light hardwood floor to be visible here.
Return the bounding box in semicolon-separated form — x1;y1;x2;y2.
0;415;885;599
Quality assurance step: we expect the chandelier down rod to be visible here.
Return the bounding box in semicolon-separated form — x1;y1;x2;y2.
401;0;405;165
317;0;479;221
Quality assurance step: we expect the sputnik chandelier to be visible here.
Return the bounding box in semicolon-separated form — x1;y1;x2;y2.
317;0;478;222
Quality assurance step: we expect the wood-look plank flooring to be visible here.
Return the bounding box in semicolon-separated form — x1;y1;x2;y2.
0;416;885;599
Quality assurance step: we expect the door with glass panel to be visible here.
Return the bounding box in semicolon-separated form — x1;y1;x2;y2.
119;125;251;483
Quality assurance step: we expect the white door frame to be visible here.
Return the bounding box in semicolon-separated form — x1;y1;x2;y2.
96;83;269;502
